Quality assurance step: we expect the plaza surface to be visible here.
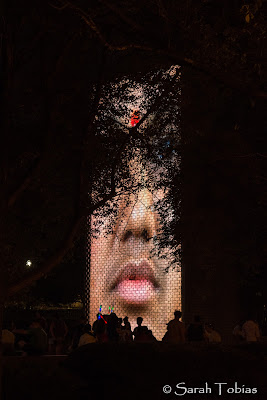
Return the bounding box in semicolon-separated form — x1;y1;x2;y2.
2;342;267;400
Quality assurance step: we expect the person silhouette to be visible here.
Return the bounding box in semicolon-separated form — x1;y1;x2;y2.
186;315;205;342
121;316;132;342
133;317;148;341
164;310;185;344
78;324;96;347
242;315;260;343
107;313;119;342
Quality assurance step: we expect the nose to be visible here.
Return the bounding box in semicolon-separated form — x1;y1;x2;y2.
115;189;158;242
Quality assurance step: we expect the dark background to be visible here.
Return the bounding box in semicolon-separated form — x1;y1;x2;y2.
1;0;265;341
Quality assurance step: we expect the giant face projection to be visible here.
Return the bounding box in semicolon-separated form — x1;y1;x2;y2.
87;67;181;340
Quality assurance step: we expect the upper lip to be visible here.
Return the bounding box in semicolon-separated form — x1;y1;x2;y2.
110;259;160;291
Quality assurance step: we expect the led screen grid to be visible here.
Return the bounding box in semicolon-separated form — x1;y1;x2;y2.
86;67;181;340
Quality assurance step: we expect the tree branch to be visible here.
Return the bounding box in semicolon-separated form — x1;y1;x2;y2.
131;67;180;131
14;30;45;73
49;1;68;10
49;32;78;82
6;186;119;298
6;217;83;297
97;0;143;33
7;32;78;210
59;2;265;99
78;49;107;215
7;50;117;298
7;155;41;208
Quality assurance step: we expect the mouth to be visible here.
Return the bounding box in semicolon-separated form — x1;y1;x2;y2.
110;259;160;304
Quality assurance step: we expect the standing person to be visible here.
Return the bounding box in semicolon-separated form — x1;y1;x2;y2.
107;313;119;342
95;318;109;343
92;314;101;335
35;311;48;332
116;318;124;341
78;324;96;347
242;316;260;343
14;321;47;355
204;323;222;343
70;316;87;351
233;320;245;343
164;310;185;344
123;316;131;331
2;322;15;355
49;313;68;355
133;317;148;342
122;316;133;342
186;315;205;342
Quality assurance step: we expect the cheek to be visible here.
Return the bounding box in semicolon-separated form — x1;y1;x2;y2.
90;234;115;271
91;237;107;262
90;238;109;289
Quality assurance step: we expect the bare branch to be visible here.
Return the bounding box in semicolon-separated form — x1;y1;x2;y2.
7;217;83;297
7;156;41;208
98;0;143;33
60;1;152;52
156;0;169;22
61;2;265;98
15;30;45;72
49;1;68;10
49;32;78;82
8;32;78;209
80;12;152;52
79;51;106;211
6;187;119;298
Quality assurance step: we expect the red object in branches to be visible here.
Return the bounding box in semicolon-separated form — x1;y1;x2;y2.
131;110;140;127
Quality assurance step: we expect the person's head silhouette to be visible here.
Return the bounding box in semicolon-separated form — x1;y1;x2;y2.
174;310;182;320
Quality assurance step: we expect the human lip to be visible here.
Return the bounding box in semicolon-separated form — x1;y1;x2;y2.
111;260;160;304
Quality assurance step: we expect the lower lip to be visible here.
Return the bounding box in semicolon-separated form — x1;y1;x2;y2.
116;279;155;303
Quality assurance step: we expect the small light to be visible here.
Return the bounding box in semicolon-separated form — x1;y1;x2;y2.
26;260;32;267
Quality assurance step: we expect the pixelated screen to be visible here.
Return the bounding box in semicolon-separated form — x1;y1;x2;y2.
86;66;181;340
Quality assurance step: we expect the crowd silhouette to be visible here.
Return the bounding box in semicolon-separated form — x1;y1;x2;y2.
1;309;263;356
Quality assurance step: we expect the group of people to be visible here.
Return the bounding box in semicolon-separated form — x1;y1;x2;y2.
164;311;262;345
1;312;157;356
2;312;68;356
162;312;222;344
233;316;261;343
89;314;158;344
2;310;262;356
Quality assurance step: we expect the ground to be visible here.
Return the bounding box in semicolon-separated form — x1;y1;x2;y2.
2;342;267;400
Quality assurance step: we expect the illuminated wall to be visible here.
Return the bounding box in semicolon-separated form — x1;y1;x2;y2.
85;68;181;340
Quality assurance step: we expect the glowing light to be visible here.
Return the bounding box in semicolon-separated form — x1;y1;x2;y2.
26;260;32;267
131;110;140;127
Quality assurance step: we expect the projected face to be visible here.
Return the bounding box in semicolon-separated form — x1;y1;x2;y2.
89;159;181;340
88;68;181;339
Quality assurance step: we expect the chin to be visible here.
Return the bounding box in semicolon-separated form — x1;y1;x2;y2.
89;263;181;340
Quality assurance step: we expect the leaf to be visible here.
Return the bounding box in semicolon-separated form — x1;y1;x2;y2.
245;13;250;23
